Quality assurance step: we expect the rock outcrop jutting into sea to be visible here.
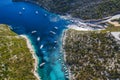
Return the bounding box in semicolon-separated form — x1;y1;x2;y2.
0;24;37;79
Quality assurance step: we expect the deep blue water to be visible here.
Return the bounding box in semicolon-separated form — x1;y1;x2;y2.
0;0;70;80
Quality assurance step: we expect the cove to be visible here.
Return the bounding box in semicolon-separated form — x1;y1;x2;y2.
0;0;70;80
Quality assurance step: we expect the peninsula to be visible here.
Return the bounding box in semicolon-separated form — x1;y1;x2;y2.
63;26;120;80
0;24;39;80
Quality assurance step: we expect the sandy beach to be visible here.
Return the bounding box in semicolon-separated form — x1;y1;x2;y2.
103;14;120;27
20;35;41;80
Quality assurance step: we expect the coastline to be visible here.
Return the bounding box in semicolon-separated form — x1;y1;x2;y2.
62;29;67;62
62;29;74;80
19;35;40;80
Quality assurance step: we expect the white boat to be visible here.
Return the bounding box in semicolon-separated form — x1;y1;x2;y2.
50;31;56;35
54;41;57;44
40;62;45;67
35;11;39;14
66;76;69;78
65;73;68;76
58;59;61;61
65;70;68;72
37;37;40;41
22;7;25;10
63;66;66;69
53;47;56;49
31;30;37;33
54;27;58;29
19;11;22;15
40;45;43;49
44;14;47;16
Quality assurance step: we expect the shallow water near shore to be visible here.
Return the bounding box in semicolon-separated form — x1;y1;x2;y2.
0;0;70;80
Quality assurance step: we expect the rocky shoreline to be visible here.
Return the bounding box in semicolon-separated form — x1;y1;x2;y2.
20;35;41;80
0;24;38;79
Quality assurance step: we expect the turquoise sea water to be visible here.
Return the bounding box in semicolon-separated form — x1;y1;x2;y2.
0;0;70;80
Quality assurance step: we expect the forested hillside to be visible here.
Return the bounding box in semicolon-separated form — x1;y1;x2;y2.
0;24;37;80
13;0;120;19
64;29;120;80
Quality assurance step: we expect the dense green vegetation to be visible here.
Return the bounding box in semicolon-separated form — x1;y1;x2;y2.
64;29;120;80
13;0;120;20
0;24;37;80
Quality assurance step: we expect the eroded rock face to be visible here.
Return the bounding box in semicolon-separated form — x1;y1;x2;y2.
13;0;120;19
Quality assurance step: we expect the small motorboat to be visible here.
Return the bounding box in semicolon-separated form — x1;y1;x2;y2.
40;62;45;68
37;37;40;41
35;11;39;14
22;7;25;10
40;45;43;49
31;30;37;34
54;27;58;30
19;11;22;15
50;31;56;35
